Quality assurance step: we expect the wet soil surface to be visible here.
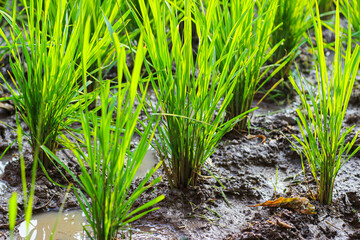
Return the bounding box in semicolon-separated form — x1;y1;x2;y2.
0;27;360;240
123;100;360;240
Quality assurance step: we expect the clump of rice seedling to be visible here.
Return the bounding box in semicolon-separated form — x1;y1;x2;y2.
212;0;286;131
44;34;164;239
130;0;255;188
340;0;360;43
271;0;313;79
0;0;121;168
289;0;360;205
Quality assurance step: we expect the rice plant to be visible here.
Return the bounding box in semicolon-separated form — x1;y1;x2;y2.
130;0;255;188
271;0;313;78
289;0;360;205
44;35;164;240
212;0;286;131
340;0;360;43
0;0;122;168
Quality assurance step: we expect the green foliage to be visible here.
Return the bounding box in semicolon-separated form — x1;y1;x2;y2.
289;0;360;205
212;0;285;131
340;0;360;42
0;0;121;167
131;0;255;188
43;38;164;240
272;0;313;78
318;0;335;18
123;0;147;33
74;0;137;92
0;0;12;60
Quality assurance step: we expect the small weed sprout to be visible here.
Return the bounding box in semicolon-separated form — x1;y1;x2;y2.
272;165;279;198
289;0;360;205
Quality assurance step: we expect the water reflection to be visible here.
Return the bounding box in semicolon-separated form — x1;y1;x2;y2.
134;149;158;179
18;210;86;240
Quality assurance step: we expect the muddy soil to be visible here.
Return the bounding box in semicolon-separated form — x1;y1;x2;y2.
123;100;360;240
0;22;360;240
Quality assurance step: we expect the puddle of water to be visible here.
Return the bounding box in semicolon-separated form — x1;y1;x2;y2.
134;149;158;179
18;210;87;240
13;149;158;239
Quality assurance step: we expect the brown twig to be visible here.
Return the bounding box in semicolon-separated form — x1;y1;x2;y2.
33;194;55;210
325;221;360;232
0;231;7;238
247;134;267;145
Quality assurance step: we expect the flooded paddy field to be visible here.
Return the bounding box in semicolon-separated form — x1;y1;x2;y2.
0;1;359;239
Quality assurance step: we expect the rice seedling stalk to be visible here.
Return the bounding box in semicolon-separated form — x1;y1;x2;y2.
43;32;164;239
271;0;313;79
7;113;40;240
0;0;117;168
8;192;16;239
8;112;73;240
289;0;360;205
212;0;286;131
131;0;256;188
340;0;360;43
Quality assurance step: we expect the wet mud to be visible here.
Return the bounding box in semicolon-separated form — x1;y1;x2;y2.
124;101;360;240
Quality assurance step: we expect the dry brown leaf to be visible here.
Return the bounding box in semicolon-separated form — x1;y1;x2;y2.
250;197;316;215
